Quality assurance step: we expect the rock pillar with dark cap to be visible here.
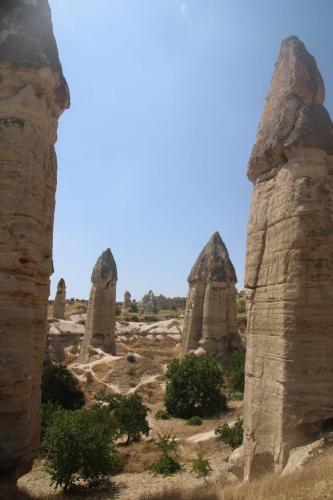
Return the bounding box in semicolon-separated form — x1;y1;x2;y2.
0;0;69;493
241;36;333;480
122;290;132;310
181;232;237;361
80;249;118;362
53;278;66;319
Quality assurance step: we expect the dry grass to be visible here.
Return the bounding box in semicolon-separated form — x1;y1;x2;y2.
139;486;219;500
138;448;333;500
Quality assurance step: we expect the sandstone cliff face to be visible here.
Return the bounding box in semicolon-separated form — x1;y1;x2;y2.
181;232;238;361
79;249;118;362
53;278;66;319
243;36;333;480
0;0;69;492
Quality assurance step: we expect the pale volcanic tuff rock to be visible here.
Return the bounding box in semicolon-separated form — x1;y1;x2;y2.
181;232;238;361
241;36;333;480
79;249;118;362
53;278;66;319
122;290;132;310
0;0;69;494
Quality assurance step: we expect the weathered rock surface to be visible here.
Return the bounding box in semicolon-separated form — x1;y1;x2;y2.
79;249;118;362
53;278;66;319
47;320;84;362
242;36;333;480
0;0;69;492
181;232;238;361
122;290;132;310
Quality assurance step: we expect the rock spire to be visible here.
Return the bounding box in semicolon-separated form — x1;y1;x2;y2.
53;278;66;319
0;0;69;494
241;36;333;480
181;232;238;360
79;249;118;362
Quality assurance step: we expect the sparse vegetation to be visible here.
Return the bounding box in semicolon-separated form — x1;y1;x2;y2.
152;432;181;476
190;454;213;480
43;405;120;490
41;361;85;410
215;416;243;449
165;354;227;418
144;315;159;322
155;410;170;420
187;415;202;426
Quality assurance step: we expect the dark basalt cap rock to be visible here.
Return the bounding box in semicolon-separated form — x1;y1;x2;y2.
188;232;237;284
248;36;333;182
57;278;66;290
92;248;118;287
0;0;69;109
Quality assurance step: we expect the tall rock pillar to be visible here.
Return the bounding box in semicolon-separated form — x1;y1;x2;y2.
79;249;118;362
243;36;333;479
0;0;69;493
181;232;237;361
122;290;132;310
53;278;66;319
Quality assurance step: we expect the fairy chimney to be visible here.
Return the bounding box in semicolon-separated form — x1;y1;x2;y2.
0;0;69;494
241;36;333;480
181;232;237;361
79;249;118;362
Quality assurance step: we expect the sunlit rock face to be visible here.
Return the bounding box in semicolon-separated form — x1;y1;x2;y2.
181;232;238;362
0;0;69;494
243;36;333;480
53;278;66;319
79;249;118;362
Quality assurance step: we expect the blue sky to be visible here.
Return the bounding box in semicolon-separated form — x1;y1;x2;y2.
48;0;333;301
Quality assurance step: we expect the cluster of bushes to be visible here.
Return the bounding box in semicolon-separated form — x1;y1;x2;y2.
41;363;150;490
41;352;244;490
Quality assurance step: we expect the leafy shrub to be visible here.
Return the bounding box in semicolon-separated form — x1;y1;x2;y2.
215;417;243;449
40;402;62;443
155;410;170;420
94;391;124;411
152;454;181;476
237;297;246;314
187;416;202;426
165;354;227;419
144;315;159;322
190;454;213;479
43;406;120;490
228;351;246;393
115;305;121;316
41;361;85;410
152;433;181;476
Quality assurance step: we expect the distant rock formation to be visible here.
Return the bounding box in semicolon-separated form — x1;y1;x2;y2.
122;290;132;310
0;0;69;493
141;291;186;310
79;249;118;362
241;36;333;480
181;232;238;361
53;278;66;319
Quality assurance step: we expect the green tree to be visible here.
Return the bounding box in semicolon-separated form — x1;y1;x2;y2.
43;406;120;490
41;361;85;410
165;354;227;418
190;454;213;480
113;393;150;444
94;392;150;444
229;351;246;393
